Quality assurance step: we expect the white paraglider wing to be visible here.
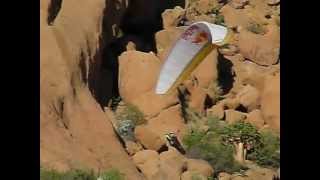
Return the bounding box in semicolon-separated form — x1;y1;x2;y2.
155;22;231;94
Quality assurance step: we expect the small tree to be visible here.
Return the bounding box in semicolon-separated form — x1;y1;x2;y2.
220;120;261;164
247;130;280;168
99;169;125;180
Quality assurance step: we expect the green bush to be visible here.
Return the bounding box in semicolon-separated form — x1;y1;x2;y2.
247;131;280;168
40;168;96;180
100;169;125;180
191;173;204;180
207;116;226;132
183;124;245;175
116;104;146;126
40;168;126;180
220;120;261;150
246;22;266;34
215;14;225;26
183;128;206;150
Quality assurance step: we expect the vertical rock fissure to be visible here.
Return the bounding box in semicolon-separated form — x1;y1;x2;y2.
91;0;186;108
47;0;63;25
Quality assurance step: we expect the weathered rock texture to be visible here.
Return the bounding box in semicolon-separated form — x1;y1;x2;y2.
40;0;143;178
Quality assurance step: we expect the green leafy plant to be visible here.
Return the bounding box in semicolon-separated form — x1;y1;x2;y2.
215;14;225;26
246;22;266;34
191;173;204;180
183;128;207;150
116;104;146;126
183;122;245;175
207;116;226;132
220;120;261;164
99;169;125;180
247;131;280;168
40;168;96;180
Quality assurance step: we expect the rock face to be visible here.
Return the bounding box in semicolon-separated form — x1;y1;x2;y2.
133;150;165;180
246;109;265;129
159;148;188;180
186;159;214;177
155;27;186;61
181;171;207;180
40;0;142;178
236;85;260;112
118;51;160;102
230;0;249;9
225;109;247;124
261;72;280;131
133;148;189;180
135;105;187;150
207;104;225;119
118;51;179;118
238;25;280;66
162;6;185;29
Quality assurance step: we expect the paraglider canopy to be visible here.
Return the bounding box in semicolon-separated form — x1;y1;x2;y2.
155;21;233;94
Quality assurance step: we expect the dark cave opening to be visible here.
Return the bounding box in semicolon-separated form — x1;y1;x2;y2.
217;53;235;95
94;0;186;108
47;0;63;25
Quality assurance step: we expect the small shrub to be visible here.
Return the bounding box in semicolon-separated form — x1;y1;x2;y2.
183;128;206;150
247;131;280;168
116;104;146;126
215;14;225;26
191;173;204;180
246;22;266;34
207;116;226;132
40;168;96;180
183;124;245;175
99;169;125;180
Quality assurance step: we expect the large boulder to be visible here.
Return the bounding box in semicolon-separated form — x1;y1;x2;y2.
162;6;185;29
225;109;247;124
220;5;251;28
245;109;265;129
196;0;220;14
118;50;179;118
135;105;187;151
218;172;232;180
207;104;225;119
155;27;185;59
181;171;207;180
260;72;280;131
159;148;188;180
238;24;280;66
187;86;208;113
133;148;196;180
118;51;160;102
230;0;249;9
40;0;142;178
186;159;214;177
236;85;260;112
191;49;219;89
133;150;165;180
